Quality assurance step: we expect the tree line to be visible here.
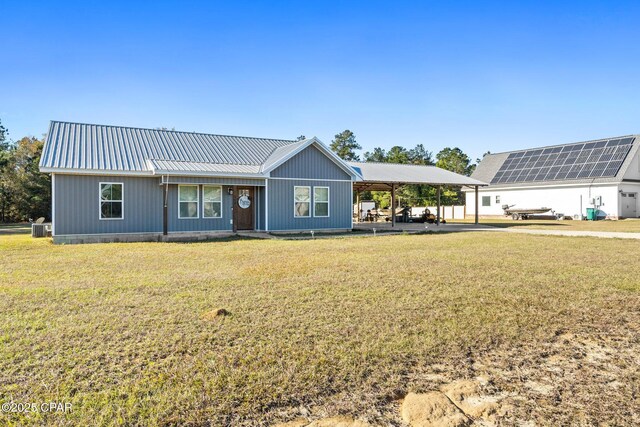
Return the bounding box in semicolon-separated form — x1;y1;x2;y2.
0;119;50;222
329;129;479;207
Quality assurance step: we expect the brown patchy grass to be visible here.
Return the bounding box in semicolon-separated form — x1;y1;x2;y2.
452;217;640;232
0;230;639;426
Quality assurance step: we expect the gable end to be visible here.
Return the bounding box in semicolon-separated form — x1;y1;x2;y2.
270;145;352;180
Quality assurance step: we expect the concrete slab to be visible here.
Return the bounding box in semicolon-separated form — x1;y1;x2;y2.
353;222;500;233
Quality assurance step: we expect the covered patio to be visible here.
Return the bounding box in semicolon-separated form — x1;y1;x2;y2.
349;162;488;226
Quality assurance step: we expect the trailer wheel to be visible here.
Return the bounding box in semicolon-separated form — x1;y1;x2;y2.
512;213;520;220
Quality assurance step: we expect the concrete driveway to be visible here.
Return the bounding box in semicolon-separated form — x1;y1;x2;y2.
353;221;640;239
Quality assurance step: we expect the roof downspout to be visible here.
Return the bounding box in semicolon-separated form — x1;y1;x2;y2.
51;173;56;236
163;175;169;236
265;179;269;231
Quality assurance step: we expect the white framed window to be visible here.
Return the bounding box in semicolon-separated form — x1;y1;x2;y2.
202;185;223;218
294;186;311;218
314;186;330;217
482;196;491;207
495;195;501;204
178;185;199;219
99;182;123;220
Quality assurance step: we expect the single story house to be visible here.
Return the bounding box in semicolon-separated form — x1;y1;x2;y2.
39;121;486;243
465;135;640;219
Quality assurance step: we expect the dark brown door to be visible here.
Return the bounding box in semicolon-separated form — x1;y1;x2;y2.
236;187;254;230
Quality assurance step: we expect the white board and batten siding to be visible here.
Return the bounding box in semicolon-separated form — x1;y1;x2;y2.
465;184;622;218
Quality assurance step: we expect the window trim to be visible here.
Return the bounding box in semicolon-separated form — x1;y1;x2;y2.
313;186;330;218
178;184;200;219
99;182;124;221
202;185;223;219
293;185;311;218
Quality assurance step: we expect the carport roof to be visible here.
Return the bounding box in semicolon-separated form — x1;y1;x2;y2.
349;161;487;190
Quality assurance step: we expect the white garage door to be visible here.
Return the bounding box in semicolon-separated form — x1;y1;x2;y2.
621;193;637;218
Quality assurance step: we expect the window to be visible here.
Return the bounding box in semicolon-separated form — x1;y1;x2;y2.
482;196;491;207
202;185;222;218
294;186;311;217
178;185;199;219
100;183;123;220
495;195;501;204
314;187;329;217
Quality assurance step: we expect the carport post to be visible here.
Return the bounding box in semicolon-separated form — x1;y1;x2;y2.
474;185;479;224
391;184;395;228
436;185;441;225
355;190;360;223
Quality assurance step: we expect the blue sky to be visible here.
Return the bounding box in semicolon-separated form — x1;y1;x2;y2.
2;1;639;160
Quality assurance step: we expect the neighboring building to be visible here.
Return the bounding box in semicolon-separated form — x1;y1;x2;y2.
465;135;640;219
39;121;359;243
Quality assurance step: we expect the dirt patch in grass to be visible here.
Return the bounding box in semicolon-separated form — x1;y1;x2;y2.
394;328;640;426
273;314;640;426
1;232;639;425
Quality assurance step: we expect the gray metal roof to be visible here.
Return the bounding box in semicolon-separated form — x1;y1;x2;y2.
471;153;510;183
40;121;298;173
350;161;487;188
471;134;640;189
147;159;262;176
260;139;308;172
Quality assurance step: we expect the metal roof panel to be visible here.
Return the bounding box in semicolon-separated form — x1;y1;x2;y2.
40;121;298;173
349;162;487;186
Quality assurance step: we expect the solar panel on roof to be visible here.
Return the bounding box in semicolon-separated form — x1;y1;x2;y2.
490;137;635;185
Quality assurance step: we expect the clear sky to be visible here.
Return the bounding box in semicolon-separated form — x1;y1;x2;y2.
2;1;639;160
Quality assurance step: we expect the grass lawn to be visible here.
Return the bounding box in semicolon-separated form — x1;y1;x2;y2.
1;230;639;426
451;217;640;232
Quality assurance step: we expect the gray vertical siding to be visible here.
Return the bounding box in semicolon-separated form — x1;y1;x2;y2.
54;174;163;235
52;144;353;236
267;179;352;231
267;145;353;230
54;174;270;235
270;145;352;180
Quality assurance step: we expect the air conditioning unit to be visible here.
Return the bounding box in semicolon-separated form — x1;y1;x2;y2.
31;223;51;238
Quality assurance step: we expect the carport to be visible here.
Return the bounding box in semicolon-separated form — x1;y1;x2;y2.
349;162;488;226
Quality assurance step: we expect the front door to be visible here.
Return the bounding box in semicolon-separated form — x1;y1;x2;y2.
621;192;637;218
236;187;254;230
